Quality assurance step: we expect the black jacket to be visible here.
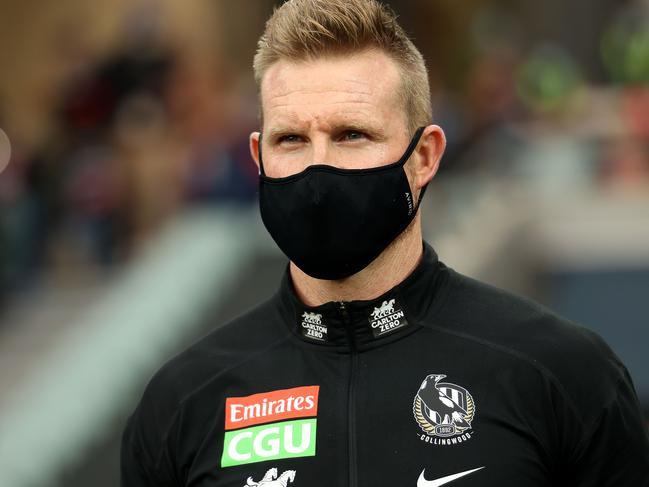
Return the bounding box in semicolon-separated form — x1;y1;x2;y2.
121;242;649;486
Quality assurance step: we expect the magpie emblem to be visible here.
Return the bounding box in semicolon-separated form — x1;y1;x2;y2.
413;374;476;442
245;468;297;486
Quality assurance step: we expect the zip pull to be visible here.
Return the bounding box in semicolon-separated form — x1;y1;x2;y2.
338;301;350;323
339;301;356;350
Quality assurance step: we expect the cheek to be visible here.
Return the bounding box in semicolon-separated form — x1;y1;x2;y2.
262;140;402;177
323;143;397;170
262;152;312;178
403;160;418;191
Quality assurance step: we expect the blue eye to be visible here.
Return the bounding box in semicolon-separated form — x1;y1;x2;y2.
342;131;365;141
278;134;302;144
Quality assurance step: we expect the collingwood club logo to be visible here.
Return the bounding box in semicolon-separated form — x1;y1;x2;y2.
300;312;327;342
246;467;297;486
369;298;408;337
413;374;476;446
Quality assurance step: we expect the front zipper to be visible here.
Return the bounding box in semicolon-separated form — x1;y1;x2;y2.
340;301;358;487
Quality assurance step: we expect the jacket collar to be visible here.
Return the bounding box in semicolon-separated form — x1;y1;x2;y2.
275;241;449;352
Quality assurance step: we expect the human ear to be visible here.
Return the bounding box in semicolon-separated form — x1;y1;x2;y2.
249;132;261;173
413;125;446;190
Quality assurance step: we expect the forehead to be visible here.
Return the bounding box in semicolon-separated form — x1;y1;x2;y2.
259;50;405;130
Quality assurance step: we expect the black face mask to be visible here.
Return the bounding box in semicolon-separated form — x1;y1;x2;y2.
258;127;426;280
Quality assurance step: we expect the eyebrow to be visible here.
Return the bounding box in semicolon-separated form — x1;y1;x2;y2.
265;122;385;142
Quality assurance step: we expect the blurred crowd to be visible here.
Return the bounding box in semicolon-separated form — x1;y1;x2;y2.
0;1;263;306
0;0;648;307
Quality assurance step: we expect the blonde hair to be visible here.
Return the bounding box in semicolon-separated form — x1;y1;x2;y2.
253;0;432;132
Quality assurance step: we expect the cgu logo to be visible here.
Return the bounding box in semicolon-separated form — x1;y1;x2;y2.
221;386;320;468
223;419;316;467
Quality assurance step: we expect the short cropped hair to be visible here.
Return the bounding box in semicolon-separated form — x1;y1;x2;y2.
253;0;432;132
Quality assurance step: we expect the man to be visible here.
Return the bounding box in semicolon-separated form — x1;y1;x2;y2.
121;1;649;485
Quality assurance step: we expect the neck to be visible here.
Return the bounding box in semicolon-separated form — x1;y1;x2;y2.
291;217;424;306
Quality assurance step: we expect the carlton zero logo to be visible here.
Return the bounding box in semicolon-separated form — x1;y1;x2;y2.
413;374;476;446
300;312;327;342
221;386;320;467
369;298;408;338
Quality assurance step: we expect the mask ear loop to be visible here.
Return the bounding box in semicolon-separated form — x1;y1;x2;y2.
398;126;426;167
258;133;266;176
406;126;429;213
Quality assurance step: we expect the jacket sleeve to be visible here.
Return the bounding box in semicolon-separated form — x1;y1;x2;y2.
120;403;180;487
571;370;649;486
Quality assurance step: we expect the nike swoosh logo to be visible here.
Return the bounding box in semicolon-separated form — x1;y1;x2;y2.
417;467;485;487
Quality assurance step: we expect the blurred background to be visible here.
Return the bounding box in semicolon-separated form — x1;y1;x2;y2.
0;0;647;485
